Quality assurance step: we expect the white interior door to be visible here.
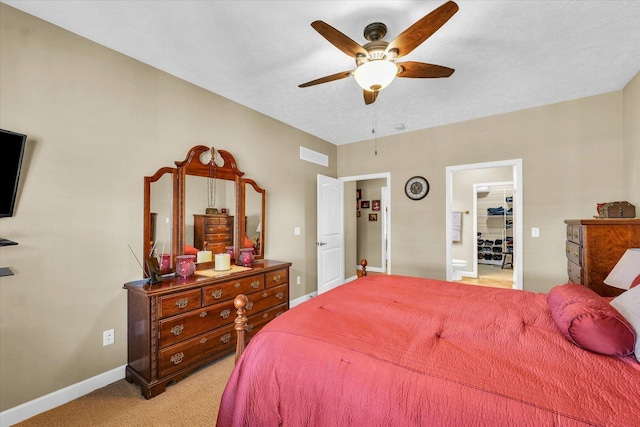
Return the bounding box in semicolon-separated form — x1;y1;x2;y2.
317;174;344;294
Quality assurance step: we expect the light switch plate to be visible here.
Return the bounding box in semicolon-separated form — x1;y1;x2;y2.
531;227;540;238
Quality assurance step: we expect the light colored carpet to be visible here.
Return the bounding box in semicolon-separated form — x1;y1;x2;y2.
15;354;235;426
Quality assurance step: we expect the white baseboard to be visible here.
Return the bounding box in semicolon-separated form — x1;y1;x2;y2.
0;364;126;427
289;291;317;308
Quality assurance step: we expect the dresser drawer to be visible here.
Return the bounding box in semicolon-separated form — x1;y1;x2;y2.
158;289;202;319
567;225;582;244
265;269;288;288
246;284;288;314
158;324;236;378
567;260;582;284
203;275;264;306
204;224;233;234
246;303;288;338
204;232;233;243
565;241;582;266
203;215;233;226
159;300;236;347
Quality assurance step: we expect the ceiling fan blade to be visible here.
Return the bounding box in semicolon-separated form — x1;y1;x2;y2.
387;1;459;58
299;70;353;88
311;21;368;58
397;61;454;78
363;90;379;105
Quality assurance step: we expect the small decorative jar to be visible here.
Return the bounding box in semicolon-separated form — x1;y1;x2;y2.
176;255;196;278
158;253;171;270
225;246;235;263
239;248;254;267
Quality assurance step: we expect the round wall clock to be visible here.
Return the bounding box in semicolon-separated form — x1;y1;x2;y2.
405;176;430;200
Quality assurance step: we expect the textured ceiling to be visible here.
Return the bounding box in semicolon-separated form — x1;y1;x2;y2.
3;1;639;146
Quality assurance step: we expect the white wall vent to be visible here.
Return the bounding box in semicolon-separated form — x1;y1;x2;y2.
300;146;329;167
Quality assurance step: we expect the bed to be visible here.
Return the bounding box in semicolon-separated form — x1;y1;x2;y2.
217;275;640;426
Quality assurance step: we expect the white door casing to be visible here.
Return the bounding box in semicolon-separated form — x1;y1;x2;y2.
317;174;344;294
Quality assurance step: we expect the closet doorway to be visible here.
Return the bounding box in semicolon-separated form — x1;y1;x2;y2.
445;159;523;290
474;181;514;288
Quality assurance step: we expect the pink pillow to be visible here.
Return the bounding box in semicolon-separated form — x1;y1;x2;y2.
184;245;199;255
547;283;636;356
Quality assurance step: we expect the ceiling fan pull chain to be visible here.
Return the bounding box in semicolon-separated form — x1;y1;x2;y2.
372;102;378;155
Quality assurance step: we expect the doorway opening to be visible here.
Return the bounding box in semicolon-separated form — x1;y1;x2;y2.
445;160;523;290
339;173;391;279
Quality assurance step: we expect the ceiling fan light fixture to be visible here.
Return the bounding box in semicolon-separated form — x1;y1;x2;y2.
353;60;398;92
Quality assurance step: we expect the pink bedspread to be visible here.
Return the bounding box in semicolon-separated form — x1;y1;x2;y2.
217;275;640;426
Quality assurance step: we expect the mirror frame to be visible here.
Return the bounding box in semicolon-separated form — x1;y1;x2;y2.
241;178;266;260
143;166;178;273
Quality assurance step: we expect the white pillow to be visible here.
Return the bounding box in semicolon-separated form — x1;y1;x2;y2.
611;286;640;362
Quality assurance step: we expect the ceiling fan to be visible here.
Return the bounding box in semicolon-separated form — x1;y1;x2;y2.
299;1;459;105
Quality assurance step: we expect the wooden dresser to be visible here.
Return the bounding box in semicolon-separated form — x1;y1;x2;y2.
124;260;291;398
193;214;234;253
564;219;640;297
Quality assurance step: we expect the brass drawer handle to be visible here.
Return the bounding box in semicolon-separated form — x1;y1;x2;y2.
220;309;231;319
220;333;231;344
246;301;254;310
199;311;207;318
263;313;269;319
566;247;570;254
246;324;254;333
276;311;284;316
175;298;189;309
272;274;282;283
170;352;184;365
234;282;241;288
200;337;207;344
212;289;223;299
251;280;260;289
170;324;184;336
262;292;268;298
276;292;284;300
573;251;578;258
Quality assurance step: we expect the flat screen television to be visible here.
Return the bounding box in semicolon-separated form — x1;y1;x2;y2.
0;128;27;218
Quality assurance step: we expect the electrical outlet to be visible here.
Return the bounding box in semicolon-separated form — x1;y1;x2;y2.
531;227;540;238
103;329;114;346
296;276;301;285
294;227;300;236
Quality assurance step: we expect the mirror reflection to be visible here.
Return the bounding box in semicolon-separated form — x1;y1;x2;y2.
185;175;236;255
243;179;265;259
150;173;174;265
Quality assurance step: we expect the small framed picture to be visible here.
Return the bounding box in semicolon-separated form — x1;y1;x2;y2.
360;200;370;209
369;213;377;221
356;189;362;200
372;200;380;211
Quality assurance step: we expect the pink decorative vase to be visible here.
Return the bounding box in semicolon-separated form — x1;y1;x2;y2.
159;253;171;270
239;248;254;267
225;246;235;263
176;255;196;278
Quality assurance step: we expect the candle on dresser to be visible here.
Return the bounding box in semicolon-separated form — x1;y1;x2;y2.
197;250;212;263
215;253;231;271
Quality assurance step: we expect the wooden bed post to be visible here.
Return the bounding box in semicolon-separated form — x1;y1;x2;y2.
360;259;367;277
234;294;248;364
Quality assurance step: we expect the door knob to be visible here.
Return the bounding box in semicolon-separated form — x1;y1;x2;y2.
316;242;327;246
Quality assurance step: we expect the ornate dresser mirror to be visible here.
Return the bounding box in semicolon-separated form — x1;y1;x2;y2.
143;145;266;273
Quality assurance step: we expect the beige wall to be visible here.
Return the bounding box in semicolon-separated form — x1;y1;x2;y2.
623;72;640;206
0;5;336;410
339;83;637;291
